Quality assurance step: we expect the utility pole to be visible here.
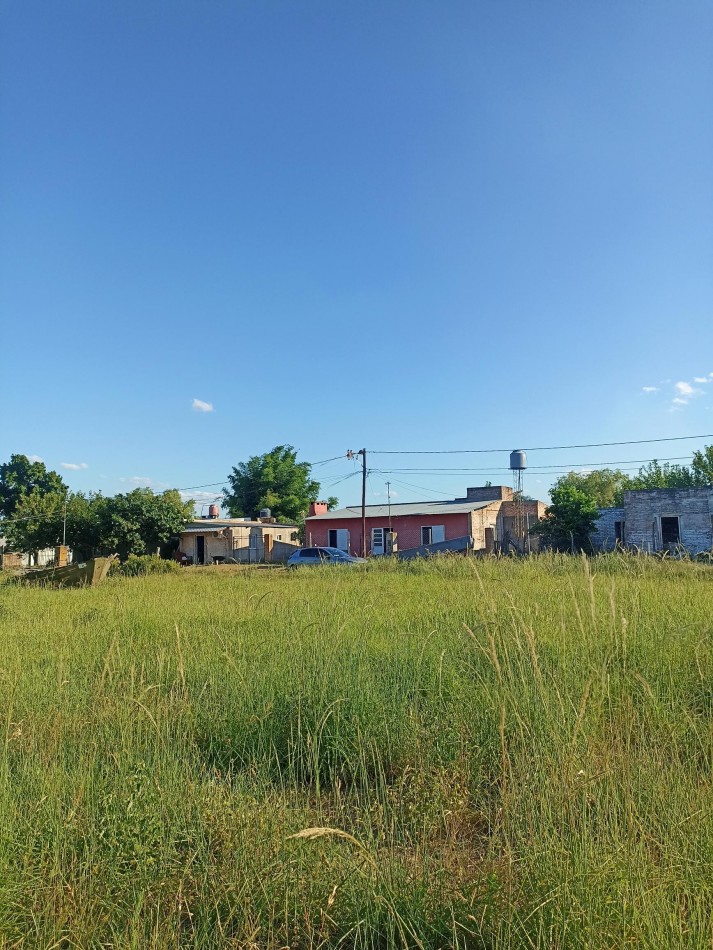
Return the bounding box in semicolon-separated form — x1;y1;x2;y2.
358;448;367;557
386;481;392;533
347;448;368;558
62;492;68;546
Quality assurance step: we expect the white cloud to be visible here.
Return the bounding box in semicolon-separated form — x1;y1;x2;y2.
27;454;44;463
192;398;214;413
693;377;710;384
61;462;88;470
641;386;659;393
669;379;705;408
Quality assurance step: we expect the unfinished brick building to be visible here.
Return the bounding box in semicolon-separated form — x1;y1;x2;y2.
592;487;713;554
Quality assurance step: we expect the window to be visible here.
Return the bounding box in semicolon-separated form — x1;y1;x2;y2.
661;517;680;545
301;548;318;557
328;528;350;551
421;525;445;545
614;521;625;544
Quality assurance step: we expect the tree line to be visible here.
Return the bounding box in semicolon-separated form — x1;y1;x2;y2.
0;446;336;560
0;455;194;560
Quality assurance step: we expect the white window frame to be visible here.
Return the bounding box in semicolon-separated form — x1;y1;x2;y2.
421;525;445;545
371;527;386;555
328;528;350;552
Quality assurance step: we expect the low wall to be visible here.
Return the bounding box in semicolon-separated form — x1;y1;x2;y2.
397;535;473;560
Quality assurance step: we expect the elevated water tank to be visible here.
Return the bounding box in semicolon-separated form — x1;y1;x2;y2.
259;508;271;519
208;504;220;519
509;449;527;471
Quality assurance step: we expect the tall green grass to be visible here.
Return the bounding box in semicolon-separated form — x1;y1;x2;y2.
0;554;711;947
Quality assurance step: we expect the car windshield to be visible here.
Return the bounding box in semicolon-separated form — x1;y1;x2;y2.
324;548;351;558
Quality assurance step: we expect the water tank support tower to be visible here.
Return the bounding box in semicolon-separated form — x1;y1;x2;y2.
509;450;527;553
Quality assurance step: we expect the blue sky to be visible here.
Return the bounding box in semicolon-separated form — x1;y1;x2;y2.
2;0;712;510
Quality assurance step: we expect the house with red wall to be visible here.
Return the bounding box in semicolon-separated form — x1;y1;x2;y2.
304;486;547;557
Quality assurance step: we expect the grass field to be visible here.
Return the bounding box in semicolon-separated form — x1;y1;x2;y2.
0;554;712;948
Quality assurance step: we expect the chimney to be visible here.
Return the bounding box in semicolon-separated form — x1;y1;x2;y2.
465;486;513;502
308;501;329;517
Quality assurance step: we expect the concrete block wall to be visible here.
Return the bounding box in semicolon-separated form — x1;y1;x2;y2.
397;535;473;560
592;507;625;550
462;486;514;502
622;488;713;554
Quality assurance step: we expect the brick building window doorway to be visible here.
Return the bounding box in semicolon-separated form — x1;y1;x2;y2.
421;525;445;546
371;527;389;555
328;528;350;552
661;516;680;546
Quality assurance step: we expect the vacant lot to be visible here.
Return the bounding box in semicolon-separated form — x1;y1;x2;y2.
0;555;711;948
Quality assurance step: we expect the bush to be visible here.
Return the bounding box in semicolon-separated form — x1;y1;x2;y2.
109;554;181;578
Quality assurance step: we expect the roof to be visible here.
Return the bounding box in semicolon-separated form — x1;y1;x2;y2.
306;499;496;520
180;519;297;534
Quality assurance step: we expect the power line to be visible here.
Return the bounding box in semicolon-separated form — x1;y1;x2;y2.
175;455;350;494
369;434;713;455
372;463;692;483
375;455;695;474
368;473;460;498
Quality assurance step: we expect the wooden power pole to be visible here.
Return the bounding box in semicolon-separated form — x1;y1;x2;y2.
358;448;367;557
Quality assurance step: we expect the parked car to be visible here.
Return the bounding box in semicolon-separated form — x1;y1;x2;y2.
287;547;365;567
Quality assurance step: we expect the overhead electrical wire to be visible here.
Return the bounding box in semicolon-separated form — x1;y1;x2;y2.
2;440;710;526
374;455;694;474
369;434;713;455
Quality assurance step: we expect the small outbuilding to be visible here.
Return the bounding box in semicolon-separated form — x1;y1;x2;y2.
177;516;299;565
593;487;713;554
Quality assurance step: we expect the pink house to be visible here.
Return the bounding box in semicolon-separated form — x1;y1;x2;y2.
304;486;547;557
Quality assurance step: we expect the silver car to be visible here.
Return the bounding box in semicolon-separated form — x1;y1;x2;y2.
287;547;365;567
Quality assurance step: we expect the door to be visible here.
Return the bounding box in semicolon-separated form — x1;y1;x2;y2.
371;527;387;555
196;535;205;565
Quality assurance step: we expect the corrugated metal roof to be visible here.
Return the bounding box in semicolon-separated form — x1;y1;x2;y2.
306;500;495;520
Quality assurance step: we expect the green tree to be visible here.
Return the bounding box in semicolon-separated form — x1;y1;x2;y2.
223;445;328;523
3;489;189;561
530;483;599;552
691;445;713;486
553;468;631;508
96;489;194;560
0;454;66;518
629;459;697;490
3;490;66;555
